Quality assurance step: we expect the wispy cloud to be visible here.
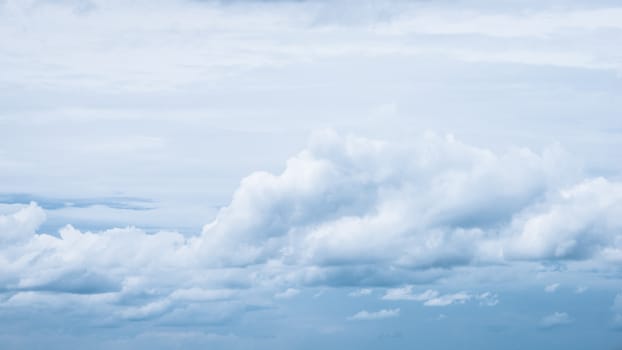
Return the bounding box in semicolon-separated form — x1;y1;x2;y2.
348;288;373;297
540;312;573;329
382;286;498;307
545;283;560;293
274;288;300;299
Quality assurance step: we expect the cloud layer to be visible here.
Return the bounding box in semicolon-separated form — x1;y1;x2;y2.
1;130;622;325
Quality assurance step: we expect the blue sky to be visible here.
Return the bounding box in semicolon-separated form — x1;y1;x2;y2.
1;0;622;349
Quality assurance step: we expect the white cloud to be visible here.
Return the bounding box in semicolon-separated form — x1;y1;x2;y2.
0;202;45;244
540;312;572;329
378;8;622;38
0;130;620;323
198;129;584;273
274;288;300;299
1;0;620;100
545;283;560;293
348;308;400;321
120;299;172;321
382;286;439;301
424;292;472;307
349;288;372;297
476;292;500;307
382;286;498;307
170;288;237;302
505;178;622;261
0;1;621;345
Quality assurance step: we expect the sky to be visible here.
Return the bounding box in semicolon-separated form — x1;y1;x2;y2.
1;0;622;348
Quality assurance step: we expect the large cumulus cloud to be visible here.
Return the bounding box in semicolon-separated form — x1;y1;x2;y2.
1;130;621;322
196;129;617;275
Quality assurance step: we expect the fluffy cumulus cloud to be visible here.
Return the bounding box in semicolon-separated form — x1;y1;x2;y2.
0;202;45;244
1;130;622;324
504;178;622;261
196;129;622;277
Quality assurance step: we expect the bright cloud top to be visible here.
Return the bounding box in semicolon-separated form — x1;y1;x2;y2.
1;130;622;324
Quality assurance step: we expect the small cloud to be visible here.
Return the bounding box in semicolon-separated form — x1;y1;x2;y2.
545;283;560;293
349;288;372;297
274;288;300;299
424;292;471;307
170;288;236;302
382;286;438;301
575;286;588;294
119;299;172;321
476;292;499;306
540;312;572;329
436;313;447;320
348;308;400;321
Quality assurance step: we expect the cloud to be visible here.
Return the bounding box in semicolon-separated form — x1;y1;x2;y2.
504;178;622;261
0;130;620;326
197;129;588;274
540;312;572;329
0;218;246;324
0;193;154;211
382;286;439;301
274;288;300;299
348;308;400;321
119;299;172;321
423;292;472;307
169;288;237;302
382;286;498;307
0;202;45;244
1;0;620;99
545;283;560;293
348;288;372;297
476;292;500;307
1;0;621;345
378;8;622;38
